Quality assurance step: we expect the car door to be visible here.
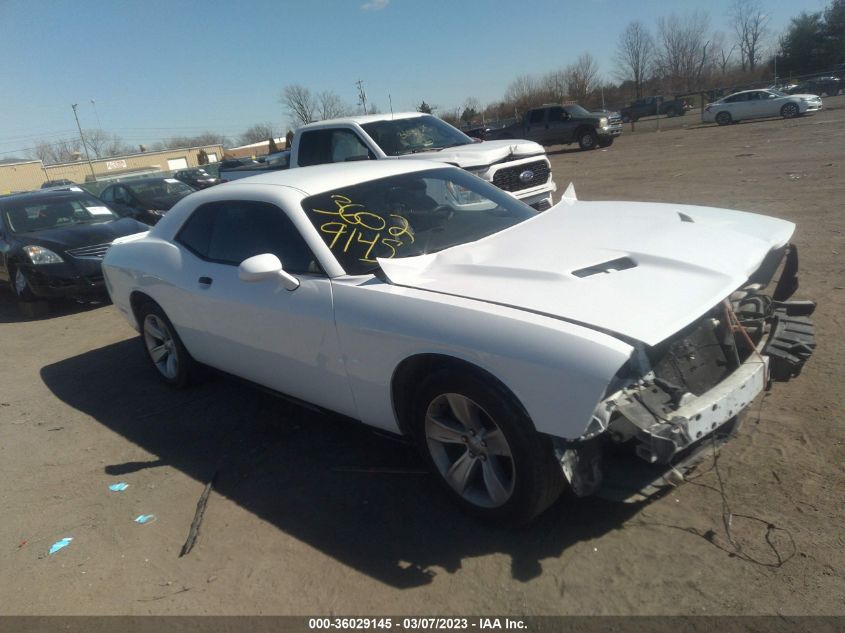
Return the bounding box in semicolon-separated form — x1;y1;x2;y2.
107;185;139;219
523;109;547;143
722;93;749;119
744;91;770;118
0;210;11;283
170;199;356;415
546;106;575;144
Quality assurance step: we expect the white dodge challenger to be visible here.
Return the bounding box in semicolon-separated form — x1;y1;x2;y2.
103;161;815;524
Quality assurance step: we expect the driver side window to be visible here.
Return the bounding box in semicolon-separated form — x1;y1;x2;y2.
176;201;322;274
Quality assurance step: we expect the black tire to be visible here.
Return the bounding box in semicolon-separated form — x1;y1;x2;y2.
410;369;565;525
621;113;631;123
781;102;800;119
578;130;598;150
136;300;196;388
715;111;732;126
666;107;677;117
597;137;614;148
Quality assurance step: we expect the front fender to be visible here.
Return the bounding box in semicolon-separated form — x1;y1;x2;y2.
331;278;633;438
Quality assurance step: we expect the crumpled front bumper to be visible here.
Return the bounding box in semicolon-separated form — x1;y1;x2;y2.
612;298;815;465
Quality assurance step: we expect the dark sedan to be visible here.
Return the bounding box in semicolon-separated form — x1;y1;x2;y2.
172;167;221;189
0;189;148;303
99;177;195;225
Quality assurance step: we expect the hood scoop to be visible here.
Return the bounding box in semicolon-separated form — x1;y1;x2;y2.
572;257;637;278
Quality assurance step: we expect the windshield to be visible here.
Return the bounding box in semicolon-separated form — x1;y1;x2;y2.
127;179;194;205
769;89;786;97
302;167;537;275
2;194;118;233
563;104;593;117
362;117;473;156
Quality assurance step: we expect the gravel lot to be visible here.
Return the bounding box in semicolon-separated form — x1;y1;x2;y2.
1;98;843;615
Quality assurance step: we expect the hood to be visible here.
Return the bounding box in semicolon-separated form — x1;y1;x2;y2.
377;197;794;346
16;218;150;253
397;139;545;169
790;93;821;100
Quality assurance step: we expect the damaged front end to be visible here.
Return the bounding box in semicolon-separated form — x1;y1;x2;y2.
557;244;816;498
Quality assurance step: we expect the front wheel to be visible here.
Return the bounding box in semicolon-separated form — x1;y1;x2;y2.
137;301;195;388
598;137;614;148
578;130;598;150
411;370;565;525
781;102;800;119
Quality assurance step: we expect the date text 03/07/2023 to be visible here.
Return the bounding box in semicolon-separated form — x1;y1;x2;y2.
307;617;528;630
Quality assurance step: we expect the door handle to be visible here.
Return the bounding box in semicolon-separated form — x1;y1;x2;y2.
198;276;213;286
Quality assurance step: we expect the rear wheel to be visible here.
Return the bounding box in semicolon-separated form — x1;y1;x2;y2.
715;111;733;126
137;301;195;388
411;370;565;525
781;102;800;119
578;130;598;150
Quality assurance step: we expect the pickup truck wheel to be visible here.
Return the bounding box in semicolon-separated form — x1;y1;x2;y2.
666;107;677;117
781;103;800;119
715;111;733;126
578;130;598;150
412;370;565;525
138;301;195;388
598;137;614;148
621;114;631;123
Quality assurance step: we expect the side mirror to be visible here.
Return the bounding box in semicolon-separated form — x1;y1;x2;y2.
238;253;300;291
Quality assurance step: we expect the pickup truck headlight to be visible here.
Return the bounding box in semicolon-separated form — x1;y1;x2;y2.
23;245;64;265
598;117;608;127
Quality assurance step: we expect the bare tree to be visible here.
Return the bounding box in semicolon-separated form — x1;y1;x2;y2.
161;132;227;150
31;138;83;164
567;53;599;103
281;84;317;126
540;69;569;103
730;0;768;72
656;11;712;92
238;122;275;146
615;21;654;99
504;74;545;113
82;128;111;158
316;90;349;120
712;31;736;75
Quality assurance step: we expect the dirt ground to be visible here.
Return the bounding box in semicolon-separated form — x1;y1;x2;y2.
1;99;843;616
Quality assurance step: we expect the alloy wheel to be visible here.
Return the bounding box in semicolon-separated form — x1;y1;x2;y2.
143;314;179;380
424;393;516;508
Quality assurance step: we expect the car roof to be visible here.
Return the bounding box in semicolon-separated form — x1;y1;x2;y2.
0;188;94;204
213;159;453;196
105;177;178;188
298;112;426;130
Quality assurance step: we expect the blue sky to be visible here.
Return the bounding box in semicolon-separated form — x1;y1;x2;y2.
0;0;830;157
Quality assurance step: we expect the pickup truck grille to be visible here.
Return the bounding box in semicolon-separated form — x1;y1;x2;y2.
607;114;622;125
492;160;550;192
66;242;112;260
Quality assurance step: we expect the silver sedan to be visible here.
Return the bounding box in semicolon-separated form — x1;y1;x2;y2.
704;89;822;125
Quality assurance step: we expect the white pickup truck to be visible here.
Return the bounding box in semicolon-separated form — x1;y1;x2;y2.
219;112;557;212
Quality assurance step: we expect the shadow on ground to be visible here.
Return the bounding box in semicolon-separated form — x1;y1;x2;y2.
41;339;645;589
0;289;107;323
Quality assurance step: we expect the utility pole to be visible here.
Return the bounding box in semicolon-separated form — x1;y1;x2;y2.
71;103;97;181
355;79;368;115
